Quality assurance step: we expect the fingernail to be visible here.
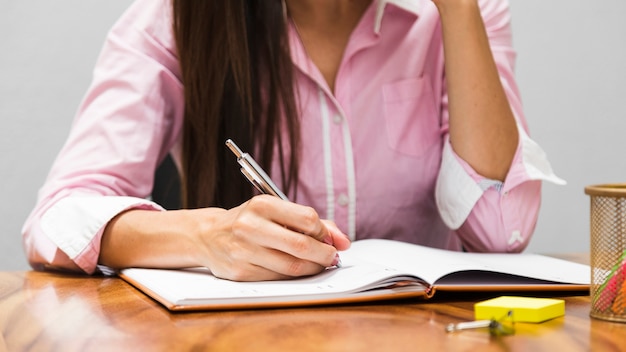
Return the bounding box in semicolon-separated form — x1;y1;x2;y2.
323;235;334;246
331;253;342;268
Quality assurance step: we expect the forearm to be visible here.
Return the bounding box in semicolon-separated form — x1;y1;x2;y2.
99;209;209;269
98;196;349;280
434;0;518;181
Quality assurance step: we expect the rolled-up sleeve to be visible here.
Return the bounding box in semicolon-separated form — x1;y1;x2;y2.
21;0;184;274
434;0;565;253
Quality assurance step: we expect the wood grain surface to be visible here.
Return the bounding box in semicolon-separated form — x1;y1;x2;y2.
1;254;625;351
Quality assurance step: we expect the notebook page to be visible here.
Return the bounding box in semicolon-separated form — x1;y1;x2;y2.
122;256;424;305
346;239;589;286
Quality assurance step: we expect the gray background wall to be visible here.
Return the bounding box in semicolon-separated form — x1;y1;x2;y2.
1;1;625;270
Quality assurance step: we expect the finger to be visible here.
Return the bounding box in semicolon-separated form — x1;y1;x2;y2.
247;195;331;243
211;240;327;280
205;235;314;281
248;246;328;278
210;260;294;282
321;220;351;251
250;221;339;268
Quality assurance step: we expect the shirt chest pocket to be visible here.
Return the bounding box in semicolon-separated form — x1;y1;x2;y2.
383;77;441;158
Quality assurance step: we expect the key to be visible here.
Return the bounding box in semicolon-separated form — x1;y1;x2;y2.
446;319;493;333
445;310;515;336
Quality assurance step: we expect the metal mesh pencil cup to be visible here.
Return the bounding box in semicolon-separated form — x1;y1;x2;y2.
585;184;626;322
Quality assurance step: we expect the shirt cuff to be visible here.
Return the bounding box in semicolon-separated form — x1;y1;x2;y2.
513;127;566;190
435;141;484;230
40;196;164;273
435;127;566;230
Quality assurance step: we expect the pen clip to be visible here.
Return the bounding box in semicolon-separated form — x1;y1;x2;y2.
239;164;266;195
225;139;289;200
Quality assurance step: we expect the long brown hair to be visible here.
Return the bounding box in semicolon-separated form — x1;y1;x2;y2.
172;0;300;209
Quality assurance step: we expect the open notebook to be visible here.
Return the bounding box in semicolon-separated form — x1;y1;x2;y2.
120;239;590;311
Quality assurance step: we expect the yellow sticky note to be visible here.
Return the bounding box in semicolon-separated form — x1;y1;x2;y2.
474;296;565;323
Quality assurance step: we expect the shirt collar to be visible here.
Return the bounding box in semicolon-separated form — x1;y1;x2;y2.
374;0;427;34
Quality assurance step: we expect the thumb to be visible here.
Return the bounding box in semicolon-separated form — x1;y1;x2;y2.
321;220;351;251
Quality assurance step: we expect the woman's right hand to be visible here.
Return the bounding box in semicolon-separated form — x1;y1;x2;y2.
100;195;350;281
194;195;350;281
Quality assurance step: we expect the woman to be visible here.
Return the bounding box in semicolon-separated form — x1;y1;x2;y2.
22;0;564;281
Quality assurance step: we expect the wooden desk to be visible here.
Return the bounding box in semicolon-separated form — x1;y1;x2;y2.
1;257;625;351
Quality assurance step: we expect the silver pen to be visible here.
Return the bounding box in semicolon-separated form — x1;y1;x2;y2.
225;139;288;200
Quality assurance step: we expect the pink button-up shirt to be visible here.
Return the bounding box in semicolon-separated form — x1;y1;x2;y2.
22;0;564;274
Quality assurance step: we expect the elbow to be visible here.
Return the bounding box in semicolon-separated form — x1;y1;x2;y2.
22;219;90;274
458;213;537;253
456;181;541;253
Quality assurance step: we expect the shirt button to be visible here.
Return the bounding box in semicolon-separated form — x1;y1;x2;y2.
337;194;349;207
333;114;343;124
